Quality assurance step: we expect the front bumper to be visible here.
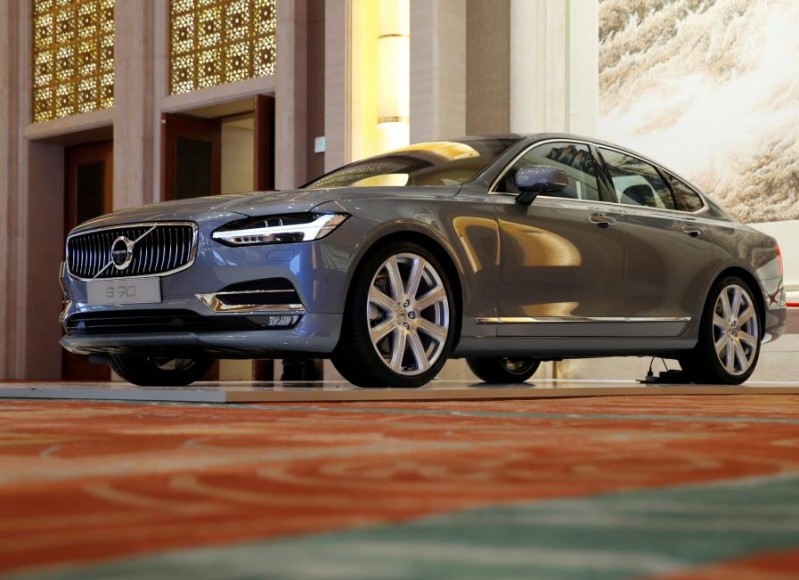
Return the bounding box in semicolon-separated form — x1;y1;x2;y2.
60;217;357;358
60;312;343;358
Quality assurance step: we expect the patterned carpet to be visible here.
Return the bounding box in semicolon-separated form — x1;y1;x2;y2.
2;395;799;578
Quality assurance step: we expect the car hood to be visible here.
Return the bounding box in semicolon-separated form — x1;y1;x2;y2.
71;187;463;232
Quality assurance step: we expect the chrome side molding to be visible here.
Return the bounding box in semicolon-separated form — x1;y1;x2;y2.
476;316;691;324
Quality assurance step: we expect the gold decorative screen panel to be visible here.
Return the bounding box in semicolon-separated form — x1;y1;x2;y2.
170;0;277;95
33;0;115;123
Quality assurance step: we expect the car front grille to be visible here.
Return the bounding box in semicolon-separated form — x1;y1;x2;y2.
67;222;197;279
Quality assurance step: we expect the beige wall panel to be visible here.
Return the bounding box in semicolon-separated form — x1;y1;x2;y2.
324;0;350;170
509;0;598;135
567;0;598;137
510;0;566;132
465;0;510;135
114;0;155;210
0;0;14;377
221;119;255;193
410;0;466;143
276;0;308;188
23;142;64;379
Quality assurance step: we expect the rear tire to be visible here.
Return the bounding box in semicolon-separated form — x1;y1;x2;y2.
679;276;762;385
108;355;214;386
467;357;540;384
332;242;455;388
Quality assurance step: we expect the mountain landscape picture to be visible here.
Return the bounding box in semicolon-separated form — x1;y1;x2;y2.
599;0;799;223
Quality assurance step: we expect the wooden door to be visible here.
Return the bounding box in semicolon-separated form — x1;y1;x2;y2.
162;113;221;200
62;141;113;381
254;94;275;191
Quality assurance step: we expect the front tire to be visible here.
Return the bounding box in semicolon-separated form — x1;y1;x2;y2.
467;357;540;384
108;355;214;386
679;276;762;385
332;242;455;388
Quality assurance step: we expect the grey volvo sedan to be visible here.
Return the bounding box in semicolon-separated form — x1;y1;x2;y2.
60;134;788;387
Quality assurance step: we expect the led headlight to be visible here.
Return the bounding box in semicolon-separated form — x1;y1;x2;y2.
212;213;349;246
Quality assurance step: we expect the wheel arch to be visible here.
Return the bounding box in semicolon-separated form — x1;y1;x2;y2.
708;267;767;327
339;230;465;350
679;266;766;384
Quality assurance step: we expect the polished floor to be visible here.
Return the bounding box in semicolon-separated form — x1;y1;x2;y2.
2;379;799;404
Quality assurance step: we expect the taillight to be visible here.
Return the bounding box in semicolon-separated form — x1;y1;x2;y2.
777;244;784;277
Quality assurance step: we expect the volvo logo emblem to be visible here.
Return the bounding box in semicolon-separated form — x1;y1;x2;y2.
111;236;135;270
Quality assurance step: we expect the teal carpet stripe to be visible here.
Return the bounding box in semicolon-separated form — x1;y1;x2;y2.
13;473;799;580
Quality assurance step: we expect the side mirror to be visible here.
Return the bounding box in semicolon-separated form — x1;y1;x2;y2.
514;166;569;205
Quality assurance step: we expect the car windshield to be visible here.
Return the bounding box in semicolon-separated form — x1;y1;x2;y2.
303;138;520;189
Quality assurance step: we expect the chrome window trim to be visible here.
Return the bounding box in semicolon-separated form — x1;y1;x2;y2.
476;316;691;324
489;137;710;216
66;221;199;281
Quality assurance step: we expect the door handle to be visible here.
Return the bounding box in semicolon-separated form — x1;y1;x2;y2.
681;224;703;237
587;214;617;228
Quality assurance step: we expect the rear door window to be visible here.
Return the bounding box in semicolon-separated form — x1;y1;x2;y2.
599;148;676;210
667;173;706;212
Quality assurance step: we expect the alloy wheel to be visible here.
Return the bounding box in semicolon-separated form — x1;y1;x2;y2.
712;283;760;376
367;252;450;376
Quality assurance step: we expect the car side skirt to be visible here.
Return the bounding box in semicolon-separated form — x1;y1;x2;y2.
451;336;697;358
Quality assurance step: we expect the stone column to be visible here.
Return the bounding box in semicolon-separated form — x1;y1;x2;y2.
323;0;350;171
1;1;66;379
410;0;466;143
510;0;598;136
114;0;155;209
466;0;510;135
275;0;308;188
24;139;64;380
0;0;18;378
